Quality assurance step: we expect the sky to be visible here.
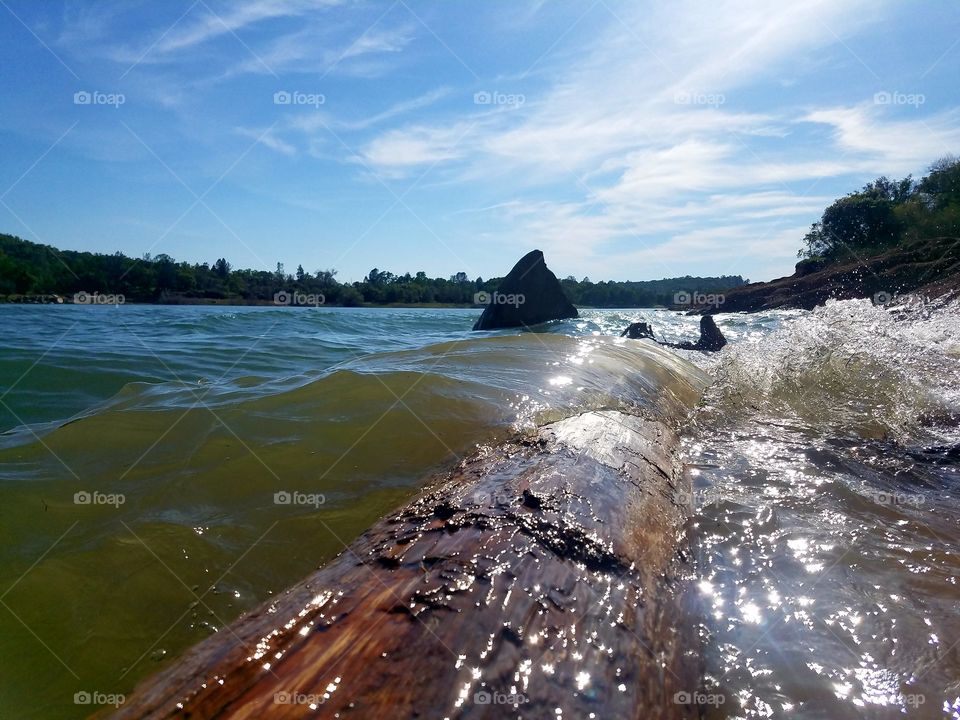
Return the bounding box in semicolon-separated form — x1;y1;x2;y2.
0;0;958;283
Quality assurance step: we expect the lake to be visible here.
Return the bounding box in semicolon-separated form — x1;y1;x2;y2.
0;303;958;718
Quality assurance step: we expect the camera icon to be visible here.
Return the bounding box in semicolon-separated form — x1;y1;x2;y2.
274;491;292;505
473;690;491;704
274;291;292;306
74;291;90;304
872;290;893;306
873;91;892;105
473;91;492;105
673;91;691;105
74;91;91;105
673;691;691;704
673;291;691;305
74;491;92;505
473;291;491;305
273;91;292;105
74;691;92;705
274;691;293;704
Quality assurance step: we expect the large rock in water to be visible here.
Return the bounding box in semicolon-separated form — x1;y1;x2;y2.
472;249;578;330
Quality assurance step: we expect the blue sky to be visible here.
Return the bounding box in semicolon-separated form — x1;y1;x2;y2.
0;0;958;283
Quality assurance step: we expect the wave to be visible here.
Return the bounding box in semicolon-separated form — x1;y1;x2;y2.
702;297;960;445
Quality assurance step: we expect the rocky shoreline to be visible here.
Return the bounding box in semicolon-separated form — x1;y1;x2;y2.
695;236;960;313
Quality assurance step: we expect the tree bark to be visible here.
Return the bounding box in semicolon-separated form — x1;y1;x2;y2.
109;409;699;720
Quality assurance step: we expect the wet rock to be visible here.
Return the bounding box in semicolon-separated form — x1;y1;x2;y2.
623;316;727;352
472;249;578;330
697;236;960;313
694;315;727;351
621;321;655;340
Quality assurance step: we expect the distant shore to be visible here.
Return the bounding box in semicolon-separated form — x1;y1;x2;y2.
0;294;670;310
0;295;475;308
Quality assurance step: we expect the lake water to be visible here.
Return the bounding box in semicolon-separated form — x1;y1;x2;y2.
0;303;958;718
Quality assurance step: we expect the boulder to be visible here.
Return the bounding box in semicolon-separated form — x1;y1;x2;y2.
472;249;578;330
622;316;727;352
621;321;655;340
694;315;727;351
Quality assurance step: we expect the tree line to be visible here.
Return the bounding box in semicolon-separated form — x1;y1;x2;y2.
0;234;745;307
798;155;960;271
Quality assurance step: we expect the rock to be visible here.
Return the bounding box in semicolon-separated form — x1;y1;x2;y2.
696;236;960;314
624;316;726;352
621;321;655;339
472;249;577;330
694;315;727;351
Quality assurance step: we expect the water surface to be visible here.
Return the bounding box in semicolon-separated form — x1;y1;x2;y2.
0;303;957;718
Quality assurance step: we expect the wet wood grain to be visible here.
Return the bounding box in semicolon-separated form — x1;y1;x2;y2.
108;410;699;720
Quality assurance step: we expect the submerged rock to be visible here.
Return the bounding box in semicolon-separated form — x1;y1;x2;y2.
692;315;727;351
621;321;655;340
622;316;727;352
472;249;578;330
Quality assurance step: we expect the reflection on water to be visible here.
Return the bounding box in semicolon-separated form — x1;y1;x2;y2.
0;302;958;718
682;299;960;719
0;305;702;719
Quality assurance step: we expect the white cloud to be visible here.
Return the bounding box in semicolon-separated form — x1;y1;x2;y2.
236;127;296;156
804;104;960;174
153;0;340;55
359;122;477;176
345;0;944;280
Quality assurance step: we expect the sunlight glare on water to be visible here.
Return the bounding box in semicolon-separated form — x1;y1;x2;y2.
682;298;960;719
0;302;958;718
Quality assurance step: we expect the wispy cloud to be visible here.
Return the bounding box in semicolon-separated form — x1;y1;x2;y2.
805;104;960;173
152;0;340;56
346;0;942;279
236;126;295;156
6;0;956;282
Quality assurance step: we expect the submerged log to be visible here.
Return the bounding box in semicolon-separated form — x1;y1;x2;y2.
110;410;699;719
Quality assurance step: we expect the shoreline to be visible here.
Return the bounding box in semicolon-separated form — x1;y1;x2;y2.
0;296;675;310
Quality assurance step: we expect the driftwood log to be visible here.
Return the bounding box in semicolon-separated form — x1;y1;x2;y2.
109;409;700;719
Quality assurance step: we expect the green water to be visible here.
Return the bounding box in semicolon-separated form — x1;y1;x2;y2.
0;305;709;718
5;303;958;719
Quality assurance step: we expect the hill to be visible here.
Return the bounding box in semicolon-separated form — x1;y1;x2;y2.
701;155;960;313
